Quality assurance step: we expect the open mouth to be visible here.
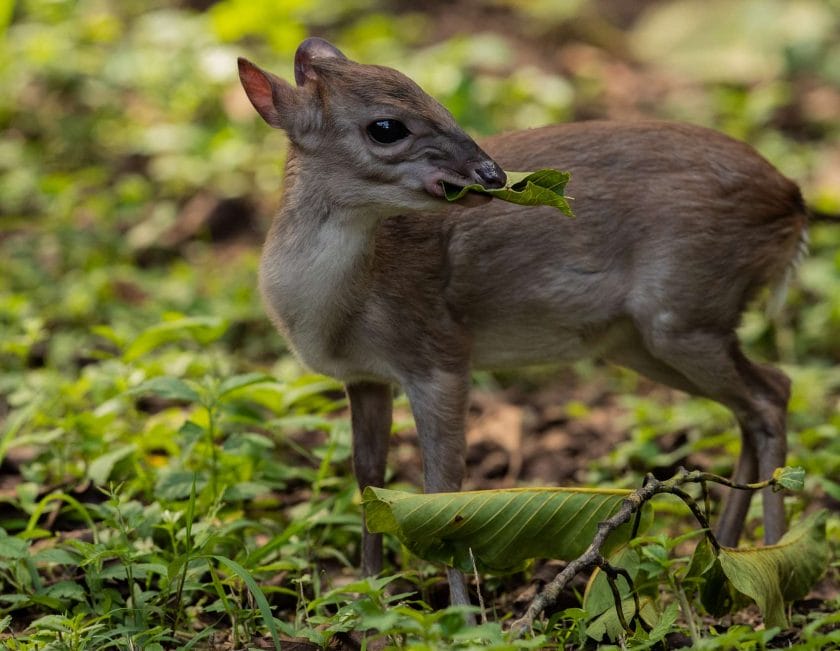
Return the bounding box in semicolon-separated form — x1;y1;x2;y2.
423;170;496;207
441;181;467;196
428;179;492;208
423;173;470;199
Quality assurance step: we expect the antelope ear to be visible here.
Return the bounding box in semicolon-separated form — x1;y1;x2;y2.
238;57;297;131
294;37;347;87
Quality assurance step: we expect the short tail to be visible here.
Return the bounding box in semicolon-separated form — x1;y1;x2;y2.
766;218;810;319
764;200;837;317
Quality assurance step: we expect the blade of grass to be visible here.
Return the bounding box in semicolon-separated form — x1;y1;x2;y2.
24;491;99;544
208;563;237;645
171;475;197;638
208;555;282;651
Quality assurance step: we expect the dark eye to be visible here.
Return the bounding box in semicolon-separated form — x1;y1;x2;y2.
367;119;410;144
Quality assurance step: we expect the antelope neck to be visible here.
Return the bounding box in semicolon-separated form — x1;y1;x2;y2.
259;163;386;379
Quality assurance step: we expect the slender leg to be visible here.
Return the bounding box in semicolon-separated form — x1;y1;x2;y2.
714;434;758;546
606;338;755;545
637;327;790;545
734;359;790;544
347;382;393;576
404;368;472;607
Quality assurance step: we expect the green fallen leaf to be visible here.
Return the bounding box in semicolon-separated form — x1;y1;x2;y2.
694;510;829;628
443;169;573;216
363;486;649;573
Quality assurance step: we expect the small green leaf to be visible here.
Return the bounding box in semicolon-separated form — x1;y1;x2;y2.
647;601;680;643
179;420;205;441
130;376;200;403
223;482;270;501
156;471;206;500
686;534;718;580
586;596;657;642
773;466;805;491
167;556;185;584
87;444;136;485
123;316;227;362
31;548;81;566
443;169;573;215
0;535;28;560
26;614;70;633
44;580;87;601
217;372;275;398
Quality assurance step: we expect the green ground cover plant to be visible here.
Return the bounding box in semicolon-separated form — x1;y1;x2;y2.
1;0;839;648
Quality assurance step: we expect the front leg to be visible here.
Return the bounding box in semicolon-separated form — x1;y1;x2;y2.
347;382;393;576
404;368;472;607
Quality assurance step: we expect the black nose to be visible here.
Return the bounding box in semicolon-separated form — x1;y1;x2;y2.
470;159;506;189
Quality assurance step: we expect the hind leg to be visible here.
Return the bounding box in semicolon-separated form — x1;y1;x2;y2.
729;354;790;543
714;434;758;546
714;353;791;546
608;342;755;543
630;326;790;544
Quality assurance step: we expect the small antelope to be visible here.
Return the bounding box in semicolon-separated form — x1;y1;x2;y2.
239;38;808;607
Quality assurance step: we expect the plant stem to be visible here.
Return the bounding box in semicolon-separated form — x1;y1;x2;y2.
676;583;699;645
469;546;487;625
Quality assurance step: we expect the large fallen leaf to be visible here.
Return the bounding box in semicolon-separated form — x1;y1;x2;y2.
443;169;573;216
363;486;648;573
694;510;829;627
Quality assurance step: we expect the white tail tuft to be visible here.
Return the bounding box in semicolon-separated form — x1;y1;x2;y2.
766;226;809;319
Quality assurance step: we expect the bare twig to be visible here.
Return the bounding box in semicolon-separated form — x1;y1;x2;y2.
510;474;662;634
595;556;641;634
603;559;629;632
469;546;487;625
676;583;700;645
687;469;778;492
669;485;719;552
510;466;787;635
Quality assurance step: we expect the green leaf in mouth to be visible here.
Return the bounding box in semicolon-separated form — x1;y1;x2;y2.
443;168;573;216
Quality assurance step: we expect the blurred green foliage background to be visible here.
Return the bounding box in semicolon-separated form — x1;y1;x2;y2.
3;0;840;570
1;0;839;645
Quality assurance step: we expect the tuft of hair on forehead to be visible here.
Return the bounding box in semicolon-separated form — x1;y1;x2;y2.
311;58;443;110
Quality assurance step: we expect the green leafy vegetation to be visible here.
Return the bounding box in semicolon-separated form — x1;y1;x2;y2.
1;0;839;648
